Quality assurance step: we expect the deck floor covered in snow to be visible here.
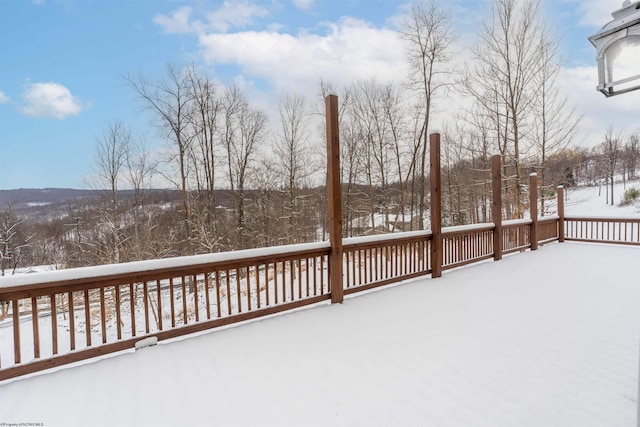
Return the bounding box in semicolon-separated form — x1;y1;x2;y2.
1;242;638;427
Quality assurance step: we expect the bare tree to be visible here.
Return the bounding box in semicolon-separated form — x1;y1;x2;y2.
126;64;195;253
401;0;455;229
625;132;639;180
531;27;582;215
461;104;494;223
348;79;395;233
124;136;158;260
185;68;224;253
273;92;317;243
600;127;621;205
249;159;281;247
0;205;33;276
221;86;267;249
338;114;366;237
91;119;130;263
382;84;415;232
464;0;544;218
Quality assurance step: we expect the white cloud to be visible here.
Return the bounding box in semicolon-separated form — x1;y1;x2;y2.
205;1;269;33
198;17;408;92
0;90;9;103
155;2;268;35
292;0;314;12
155;0;639;151
153;6;199;34
21;82;88;119
568;0;626;27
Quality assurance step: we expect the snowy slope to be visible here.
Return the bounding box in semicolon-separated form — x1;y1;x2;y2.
563;180;640;217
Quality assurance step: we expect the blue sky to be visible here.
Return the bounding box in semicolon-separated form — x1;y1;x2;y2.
0;0;638;190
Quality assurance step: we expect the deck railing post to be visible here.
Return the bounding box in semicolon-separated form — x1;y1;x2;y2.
557;185;565;242
325;94;344;304
492;155;503;261
430;133;442;278
530;173;539;250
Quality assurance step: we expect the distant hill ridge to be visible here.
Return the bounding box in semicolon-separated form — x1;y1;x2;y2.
0;188;182;224
0;188;99;208
0;188;182;209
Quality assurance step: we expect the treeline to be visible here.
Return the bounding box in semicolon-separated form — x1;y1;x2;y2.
0;186;327;272
2;0;639;273
1;130;638;274
2;130;637;274
438;130;639;226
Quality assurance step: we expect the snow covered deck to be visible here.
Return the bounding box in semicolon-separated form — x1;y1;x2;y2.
1;242;638;426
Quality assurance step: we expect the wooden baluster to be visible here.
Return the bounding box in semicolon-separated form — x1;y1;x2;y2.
305;258;310;298
130;283;136;336
204;273;211;320
145;281;151;332
320;256;325;295
32;297;40;359
193;274;200;322
236;270;242;313
215;272;222;317
99;289;106;344
290;261;295;301
281;262;286;302
273;263;279;304
13;299;21;364
157;279;163;330
256;265;262;308
84;290;91;346
169;278;175;328
181;278;187;325
248;267;253;310
226;270;232;314
297;259;302;300
115;285;122;340
68;291;75;351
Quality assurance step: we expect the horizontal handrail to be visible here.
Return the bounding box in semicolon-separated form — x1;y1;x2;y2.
442;223;494;238
343;229;432;246
0;242;331;295
565;216;640;222
503;218;533;226
538;216;559;223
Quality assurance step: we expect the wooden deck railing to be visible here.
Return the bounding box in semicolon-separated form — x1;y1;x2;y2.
565;216;640;245
442;224;494;270
342;231;432;295
0;243;332;380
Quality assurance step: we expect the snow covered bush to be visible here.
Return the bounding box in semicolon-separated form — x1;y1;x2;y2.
620;187;640;206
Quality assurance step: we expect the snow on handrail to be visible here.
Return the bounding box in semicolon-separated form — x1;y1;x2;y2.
0;241;331;289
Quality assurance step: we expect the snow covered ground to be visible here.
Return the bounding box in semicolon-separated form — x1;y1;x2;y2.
1;242;638;427
563;180;640;217
1;182;639;426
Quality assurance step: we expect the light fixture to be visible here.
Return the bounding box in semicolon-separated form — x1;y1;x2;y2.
589;0;640;97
